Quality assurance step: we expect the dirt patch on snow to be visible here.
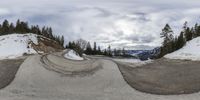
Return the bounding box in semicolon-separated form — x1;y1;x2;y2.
29;36;64;54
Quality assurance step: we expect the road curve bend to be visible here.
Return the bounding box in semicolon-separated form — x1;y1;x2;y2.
40;50;102;76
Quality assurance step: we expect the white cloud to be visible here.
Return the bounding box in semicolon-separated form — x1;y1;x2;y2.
0;0;200;50
0;8;10;15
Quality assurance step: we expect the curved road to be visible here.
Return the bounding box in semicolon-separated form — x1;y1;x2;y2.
0;58;26;89
116;58;200;95
40;51;200;95
1;50;200;100
41;50;102;76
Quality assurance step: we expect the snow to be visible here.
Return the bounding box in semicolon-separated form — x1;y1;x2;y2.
64;50;84;60
0;33;38;59
113;58;152;67
165;37;200;61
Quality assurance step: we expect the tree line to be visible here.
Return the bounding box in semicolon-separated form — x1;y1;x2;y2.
65;39;111;57
159;21;200;58
65;39;130;57
0;19;64;47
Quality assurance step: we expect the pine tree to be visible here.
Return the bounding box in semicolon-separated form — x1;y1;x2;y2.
0;25;2;34
48;27;53;39
122;48;126;56
198;24;200;36
65;44;68;48
93;42;97;54
68;42;72;49
97;46;101;55
60;36;65;46
2;20;10;34
194;23;199;38
160;24;174;56
176;32;186;50
36;25;41;35
194;23;200;37
108;45;112;57
182;21;193;41
72;41;76;49
15;19;21;33
103;49;108;56
85;42;92;55
9;23;15;33
185;27;193;41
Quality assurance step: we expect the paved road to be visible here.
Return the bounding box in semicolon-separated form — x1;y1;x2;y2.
0;55;138;100
116;58;200;95
0;57;26;89
1;50;200;100
41;51;101;76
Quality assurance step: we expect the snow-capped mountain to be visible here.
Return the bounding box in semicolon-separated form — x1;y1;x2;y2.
126;47;160;60
0;33;38;59
165;37;200;61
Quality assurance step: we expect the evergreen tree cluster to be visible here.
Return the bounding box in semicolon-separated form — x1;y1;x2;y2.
66;41;104;56
112;48;129;57
85;42;106;55
66;40;115;57
159;21;200;57
0;19;64;47
66;40;130;57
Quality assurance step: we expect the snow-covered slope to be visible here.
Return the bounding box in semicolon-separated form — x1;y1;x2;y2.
0;33;38;59
165;37;200;61
64;50;84;60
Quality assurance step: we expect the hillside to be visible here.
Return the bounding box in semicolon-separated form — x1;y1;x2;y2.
0;33;63;59
165;37;200;61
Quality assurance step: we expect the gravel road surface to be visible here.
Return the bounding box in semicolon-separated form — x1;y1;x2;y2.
116;58;200;95
0;57;26;89
1;51;200;100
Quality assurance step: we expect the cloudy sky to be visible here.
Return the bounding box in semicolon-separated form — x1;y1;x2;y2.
1;0;200;50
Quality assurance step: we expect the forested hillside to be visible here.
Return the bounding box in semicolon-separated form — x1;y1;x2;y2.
159;21;200;58
0;19;64;47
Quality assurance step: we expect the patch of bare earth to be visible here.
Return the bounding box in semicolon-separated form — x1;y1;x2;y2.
29;36;64;54
117;58;200;95
0;57;26;89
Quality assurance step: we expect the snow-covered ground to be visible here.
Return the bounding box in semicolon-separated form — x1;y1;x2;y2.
64;50;84;60
0;33;38;59
165;37;200;61
113;58;152;67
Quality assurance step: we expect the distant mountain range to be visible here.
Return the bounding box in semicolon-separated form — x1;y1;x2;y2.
126;47;160;60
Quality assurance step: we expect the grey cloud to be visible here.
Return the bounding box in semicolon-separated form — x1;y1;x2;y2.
124;45;155;50
140;35;155;43
98;39;117;44
124;34;155;44
92;7;115;17
0;0;200;50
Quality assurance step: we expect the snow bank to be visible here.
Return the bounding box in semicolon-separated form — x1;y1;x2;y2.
165;37;200;61
113;58;152;67
64;50;84;60
0;33;38;59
